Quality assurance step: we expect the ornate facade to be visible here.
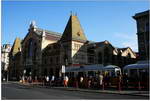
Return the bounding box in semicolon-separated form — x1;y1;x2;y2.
10;14;137;80
42;14;88;77
21;21;61;79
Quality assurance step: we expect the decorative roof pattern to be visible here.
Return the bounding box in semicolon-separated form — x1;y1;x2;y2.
35;28;62;38
60;15;87;42
10;37;21;56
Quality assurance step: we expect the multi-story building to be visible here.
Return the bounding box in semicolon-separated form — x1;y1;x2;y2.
41;14;137;78
9;38;22;80
21;21;61;79
10;13;137;80
133;10;149;60
42;14;87;77
1;44;11;81
86;40;136;68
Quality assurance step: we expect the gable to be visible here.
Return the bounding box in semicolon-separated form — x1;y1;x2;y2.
121;48;136;58
60;15;87;42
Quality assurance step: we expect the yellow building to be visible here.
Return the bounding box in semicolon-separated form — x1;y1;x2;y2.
9;38;22;80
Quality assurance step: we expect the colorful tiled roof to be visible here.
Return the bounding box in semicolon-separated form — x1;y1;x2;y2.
35;28;62;38
60;15;87;42
10;37;21;56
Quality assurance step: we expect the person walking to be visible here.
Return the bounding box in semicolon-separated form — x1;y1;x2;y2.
80;76;84;88
88;78;91;89
99;74;103;89
28;76;32;84
46;76;49;86
63;76;68;87
50;75;55;86
64;76;69;87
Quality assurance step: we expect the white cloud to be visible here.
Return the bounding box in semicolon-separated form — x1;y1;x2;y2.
114;33;138;52
122;42;138;52
114;33;137;40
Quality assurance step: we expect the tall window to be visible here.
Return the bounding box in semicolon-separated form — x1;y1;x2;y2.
33;48;37;60
28;39;33;57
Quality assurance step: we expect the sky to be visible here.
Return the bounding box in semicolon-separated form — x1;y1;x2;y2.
1;0;149;52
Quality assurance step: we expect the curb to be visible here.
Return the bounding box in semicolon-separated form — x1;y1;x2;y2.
11;82;149;97
46;86;149;97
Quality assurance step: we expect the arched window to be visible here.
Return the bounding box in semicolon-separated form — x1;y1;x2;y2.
28;39;33;57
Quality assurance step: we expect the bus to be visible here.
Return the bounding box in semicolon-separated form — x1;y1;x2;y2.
123;61;149;89
65;64;121;86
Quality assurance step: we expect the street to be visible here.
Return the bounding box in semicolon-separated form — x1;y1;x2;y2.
2;82;149;100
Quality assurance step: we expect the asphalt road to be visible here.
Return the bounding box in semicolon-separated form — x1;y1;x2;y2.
2;82;149;100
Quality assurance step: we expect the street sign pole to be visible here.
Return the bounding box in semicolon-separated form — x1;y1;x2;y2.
62;65;65;83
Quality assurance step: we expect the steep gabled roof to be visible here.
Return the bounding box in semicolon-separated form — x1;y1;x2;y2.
117;47;128;52
10;37;21;56
22;27;62;44
116;47;136;58
60;15;87;42
35;28;62;37
88;40;115;49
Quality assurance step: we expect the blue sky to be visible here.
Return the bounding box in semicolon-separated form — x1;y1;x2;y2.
2;1;149;52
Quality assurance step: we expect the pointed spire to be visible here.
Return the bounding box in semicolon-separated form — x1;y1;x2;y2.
30;20;37;29
11;37;21;56
70;11;73;16
60;14;87;42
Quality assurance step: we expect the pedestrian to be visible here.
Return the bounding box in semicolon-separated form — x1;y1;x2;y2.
50;75;55;86
88;78;91;88
64;76;69;87
28;76;32;84
99;74;103;89
35;76;38;82
46;76;49;86
80;76;84;88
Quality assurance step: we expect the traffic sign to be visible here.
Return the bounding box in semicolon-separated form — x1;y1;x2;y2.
62;65;65;73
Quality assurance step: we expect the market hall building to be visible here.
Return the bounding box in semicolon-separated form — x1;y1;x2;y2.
9;14;137;80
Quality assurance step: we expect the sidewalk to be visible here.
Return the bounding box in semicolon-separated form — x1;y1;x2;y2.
11;81;149;97
51;87;149;97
